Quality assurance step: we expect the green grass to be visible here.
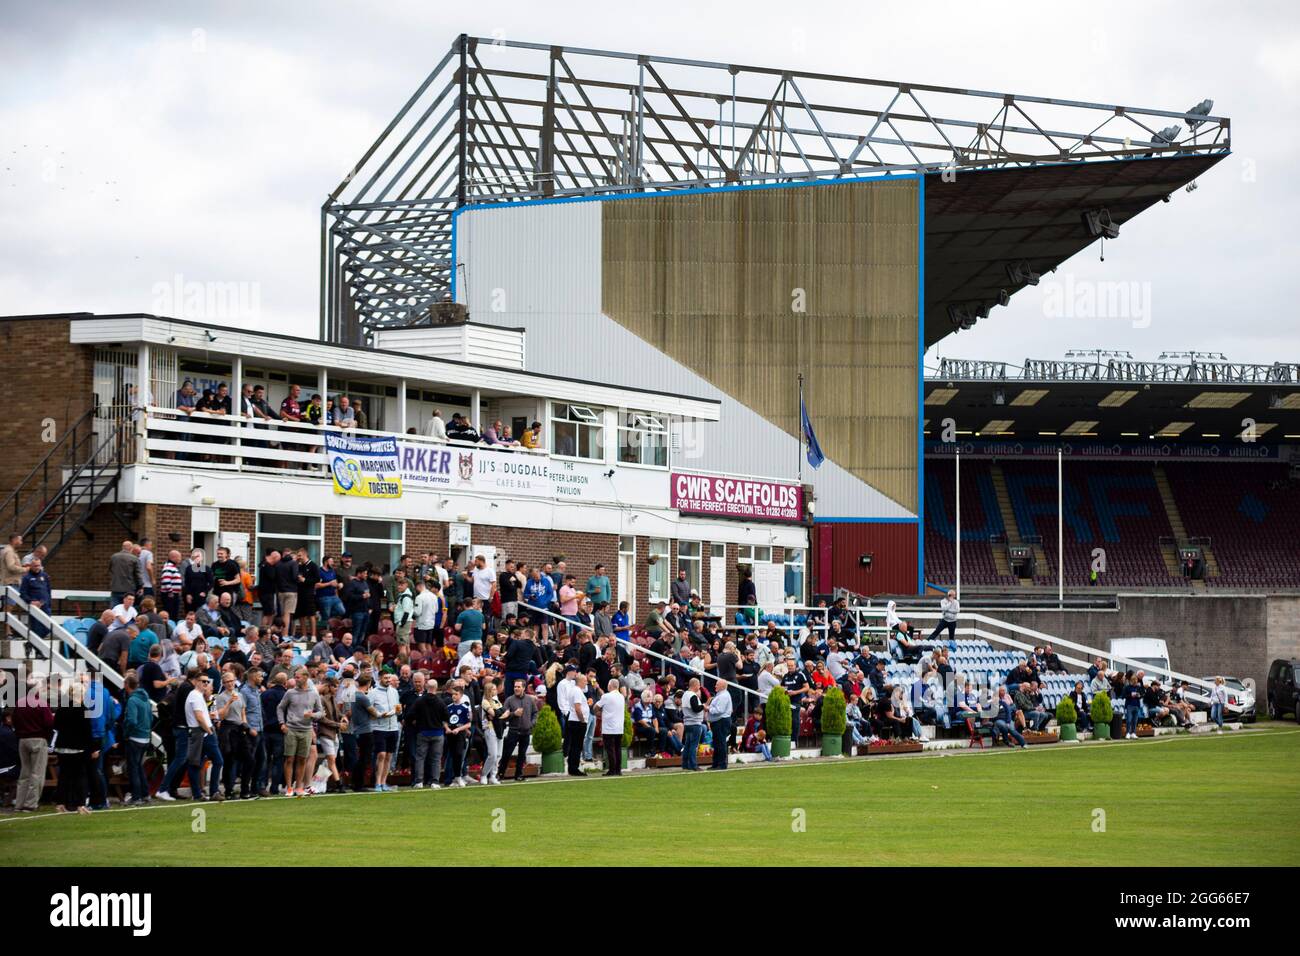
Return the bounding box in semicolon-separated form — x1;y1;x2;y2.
3;726;1298;866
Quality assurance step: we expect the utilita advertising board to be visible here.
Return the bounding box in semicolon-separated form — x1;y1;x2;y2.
670;472;803;523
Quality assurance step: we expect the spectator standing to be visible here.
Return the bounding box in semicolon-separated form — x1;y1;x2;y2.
158;550;183;621
586;565;612;606
500;678;538;782
443;684;473;787
277;668;322;798
19;557;52;639
370;673;401;792
123;672;153;804
596;678;626;776
707;678;733;769
276;548;300;634
14;680;55;811
1208;676;1228;732
409;677;448;789
423;408;447;441
1;532;27;637
52;682;96;814
109;540;143;605
680;677;706;771
182;549;212;615
137;537;155;600
929;589;959;643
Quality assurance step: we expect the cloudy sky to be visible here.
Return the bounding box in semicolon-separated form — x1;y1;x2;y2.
4;0;1298;369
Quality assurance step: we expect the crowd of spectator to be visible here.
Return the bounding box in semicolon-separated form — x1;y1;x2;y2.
0;531;1219;813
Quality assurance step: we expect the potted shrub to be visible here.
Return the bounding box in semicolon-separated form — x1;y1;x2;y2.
1090;691;1113;740
766;687;792;758
532;704;564;774
820;687;847;756
621;709;633;770
1055;695;1078;741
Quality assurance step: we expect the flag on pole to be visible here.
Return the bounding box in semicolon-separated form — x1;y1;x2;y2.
800;394;825;469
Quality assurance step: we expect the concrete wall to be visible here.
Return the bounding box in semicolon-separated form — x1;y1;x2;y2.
991;594;1294;694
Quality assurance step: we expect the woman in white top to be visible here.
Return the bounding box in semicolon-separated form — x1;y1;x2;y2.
478;681;504;785
1208;676;1228;731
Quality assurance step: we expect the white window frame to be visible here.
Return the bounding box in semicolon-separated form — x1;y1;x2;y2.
738;544;773;565
783;546;807;604
618;409;669;468
342;518;406;574
551;402;605;461
648;537;670;603
677;540;702;598
255;512;324;564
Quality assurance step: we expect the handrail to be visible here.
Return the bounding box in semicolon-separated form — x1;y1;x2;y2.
23;419;129;555
525;603;764;700
5;585;166;746
0;405;97;534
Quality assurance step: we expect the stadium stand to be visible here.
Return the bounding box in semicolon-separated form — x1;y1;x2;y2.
1165;462;1300;589
924;461;1018;588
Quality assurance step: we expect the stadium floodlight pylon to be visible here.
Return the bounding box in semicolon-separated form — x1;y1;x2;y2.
322;33;1231;344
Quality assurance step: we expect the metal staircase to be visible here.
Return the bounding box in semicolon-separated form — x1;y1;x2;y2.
0;407;132;561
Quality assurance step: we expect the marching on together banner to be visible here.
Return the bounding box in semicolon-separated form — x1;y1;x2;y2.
325;432;402;498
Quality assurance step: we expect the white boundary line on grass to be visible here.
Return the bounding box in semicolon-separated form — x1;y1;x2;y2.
2;727;1296;828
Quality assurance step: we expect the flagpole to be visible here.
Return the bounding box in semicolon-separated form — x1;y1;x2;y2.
797;373;804;484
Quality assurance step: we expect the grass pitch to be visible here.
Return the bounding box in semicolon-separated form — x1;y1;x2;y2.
3;726;1297;866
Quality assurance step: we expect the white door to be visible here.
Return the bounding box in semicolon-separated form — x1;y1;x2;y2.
618;552;636;620
218;531;250;565
709;544;726;616
469;544;498;571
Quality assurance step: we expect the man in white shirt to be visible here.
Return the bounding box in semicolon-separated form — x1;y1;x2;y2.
423;409;447;441
558;667;587;777
414;578;440;650
138;539;155;598
707;678;734;770
596;679;626;776
459;641;485;674
470;555;496;603
183;674;216;799
109;594;139;632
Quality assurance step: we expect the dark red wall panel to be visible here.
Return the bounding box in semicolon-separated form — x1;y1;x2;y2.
814;522;919;598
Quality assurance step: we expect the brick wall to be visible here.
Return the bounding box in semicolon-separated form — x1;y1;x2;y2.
0;319;94;503
466;525;619;598
405;519;448;560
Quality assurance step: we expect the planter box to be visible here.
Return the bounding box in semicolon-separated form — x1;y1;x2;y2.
539;752;565;775
770;735;792;759
858;740;923;756
645;755;683;768
1058;723;1078;742
1093;722;1112;739
1136;724;1156;738
821;734;844;757
1023;730;1059;745
499;758;541;778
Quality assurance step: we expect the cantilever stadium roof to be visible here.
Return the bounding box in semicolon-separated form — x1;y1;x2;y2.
322;34;1230;344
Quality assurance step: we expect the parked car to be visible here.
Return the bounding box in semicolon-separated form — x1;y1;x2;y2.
1200;676;1256;723
1265;659;1300;722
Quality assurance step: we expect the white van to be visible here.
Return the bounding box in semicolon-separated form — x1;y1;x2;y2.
1108;638;1171;680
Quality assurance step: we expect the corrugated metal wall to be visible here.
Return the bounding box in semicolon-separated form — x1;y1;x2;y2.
602;180;920;512
455;180;920;523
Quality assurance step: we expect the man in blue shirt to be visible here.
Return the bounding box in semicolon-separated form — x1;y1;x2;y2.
611;601;631;643
442;685;473;787
523;567;555;611
585;564;611;606
455;598;485;647
19;559;52;638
